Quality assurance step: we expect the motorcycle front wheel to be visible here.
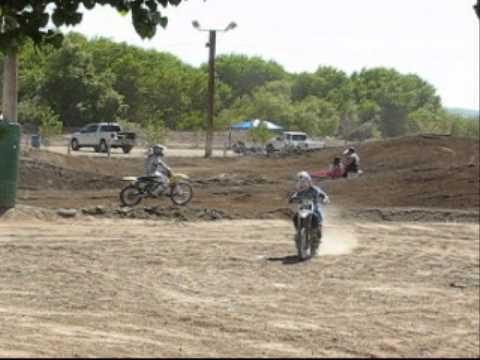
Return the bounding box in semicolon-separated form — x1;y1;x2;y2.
297;226;311;260
120;184;143;207
170;181;193;206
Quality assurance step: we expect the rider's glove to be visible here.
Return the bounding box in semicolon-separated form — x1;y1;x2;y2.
288;192;297;203
322;196;330;204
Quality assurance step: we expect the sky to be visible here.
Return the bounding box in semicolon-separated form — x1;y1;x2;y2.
65;0;479;110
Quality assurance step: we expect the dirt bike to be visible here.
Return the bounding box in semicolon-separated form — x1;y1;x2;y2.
290;197;322;260
119;172;193;207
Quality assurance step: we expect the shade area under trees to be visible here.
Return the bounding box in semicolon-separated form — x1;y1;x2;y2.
4;32;479;140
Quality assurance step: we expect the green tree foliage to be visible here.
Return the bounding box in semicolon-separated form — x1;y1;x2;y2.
247;122;271;145
218;83;295;130
13;30;471;141
293;97;339;136
39;115;63;145
351;68;441;137
17;98;56;126
291;66;351;108
213;54;287;103
143;117;168;145
447;113;479;138
38;37;125;126
407;106;450;134
0;0;184;52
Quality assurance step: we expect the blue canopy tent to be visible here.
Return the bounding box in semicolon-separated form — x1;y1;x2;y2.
231;118;283;130
228;119;284;148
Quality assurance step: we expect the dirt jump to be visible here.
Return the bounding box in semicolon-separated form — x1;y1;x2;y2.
0;134;478;357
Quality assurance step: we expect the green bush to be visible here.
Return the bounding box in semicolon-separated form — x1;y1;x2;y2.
39;115;63;145
247;122;271;144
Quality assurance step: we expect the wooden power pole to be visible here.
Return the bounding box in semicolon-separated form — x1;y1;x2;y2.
205;30;217;158
2;50;18;123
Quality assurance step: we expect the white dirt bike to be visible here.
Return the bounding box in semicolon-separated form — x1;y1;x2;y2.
120;172;193;207
290;196;326;260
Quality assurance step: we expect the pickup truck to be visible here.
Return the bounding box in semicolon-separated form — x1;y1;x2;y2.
70;123;136;154
265;131;325;154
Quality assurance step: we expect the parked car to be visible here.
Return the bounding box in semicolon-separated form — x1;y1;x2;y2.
70;123;136;154
265;131;324;154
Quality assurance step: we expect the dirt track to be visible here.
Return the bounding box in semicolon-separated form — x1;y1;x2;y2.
1;211;478;357
1;134;479;357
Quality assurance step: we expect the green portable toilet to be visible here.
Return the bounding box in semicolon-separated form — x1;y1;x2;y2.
0;122;21;209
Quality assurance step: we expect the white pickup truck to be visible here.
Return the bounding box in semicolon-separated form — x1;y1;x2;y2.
70;123;137;154
265;131;325;154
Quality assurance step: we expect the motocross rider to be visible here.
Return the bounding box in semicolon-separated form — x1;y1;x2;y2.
289;171;329;256
144;144;172;196
343;147;360;178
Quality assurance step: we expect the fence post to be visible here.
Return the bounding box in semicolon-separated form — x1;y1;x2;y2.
107;135;112;159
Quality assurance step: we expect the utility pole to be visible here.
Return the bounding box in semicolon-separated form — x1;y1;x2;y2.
205;30;216;158
2;51;17;123
1;13;18;123
193;20;237;158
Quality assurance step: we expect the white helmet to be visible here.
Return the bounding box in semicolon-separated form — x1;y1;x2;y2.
151;144;166;156
296;171;312;191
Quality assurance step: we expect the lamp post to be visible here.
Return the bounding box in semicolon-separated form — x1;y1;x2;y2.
193;20;237;158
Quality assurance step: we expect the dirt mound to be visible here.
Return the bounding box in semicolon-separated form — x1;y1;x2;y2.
0;205;57;221
79;205;233;221
19;158;123;190
15;135;480;217
0;204;233;222
345;207;480;223
193;173;277;186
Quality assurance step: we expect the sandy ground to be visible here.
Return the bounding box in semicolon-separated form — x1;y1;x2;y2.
0;208;478;357
43;146;238;158
4;135;479;357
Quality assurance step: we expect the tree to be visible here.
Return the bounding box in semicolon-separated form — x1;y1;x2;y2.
351;67;442;137
39;38;125;127
247;122;271;145
291;66;351;108
293;97;340;136
212;54;287;104
1;0;185;123
38;113;63;145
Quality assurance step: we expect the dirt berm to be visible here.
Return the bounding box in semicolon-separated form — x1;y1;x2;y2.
13;134;479;221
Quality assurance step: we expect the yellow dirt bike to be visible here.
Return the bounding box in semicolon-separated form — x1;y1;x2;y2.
120;173;193;207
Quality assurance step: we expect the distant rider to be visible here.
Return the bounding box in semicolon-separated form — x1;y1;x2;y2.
144;144;172;196
289;171;329;256
343;147;360;178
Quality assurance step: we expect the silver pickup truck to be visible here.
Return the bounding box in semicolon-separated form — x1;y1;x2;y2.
265;131;325;154
70;123;136;154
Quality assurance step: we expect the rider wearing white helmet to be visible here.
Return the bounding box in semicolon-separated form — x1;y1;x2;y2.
289;171;329;255
144;144;172;196
343;147;360;178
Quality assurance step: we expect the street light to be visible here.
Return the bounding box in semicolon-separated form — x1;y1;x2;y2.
193;20;237;158
192;20;237;33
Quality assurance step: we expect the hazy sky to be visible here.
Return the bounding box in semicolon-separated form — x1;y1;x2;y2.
65;0;479;110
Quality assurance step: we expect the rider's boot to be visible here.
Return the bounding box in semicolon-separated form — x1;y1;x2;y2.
152;182;166;197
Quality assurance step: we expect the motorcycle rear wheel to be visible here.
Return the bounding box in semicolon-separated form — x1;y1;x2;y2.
120;185;143;207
